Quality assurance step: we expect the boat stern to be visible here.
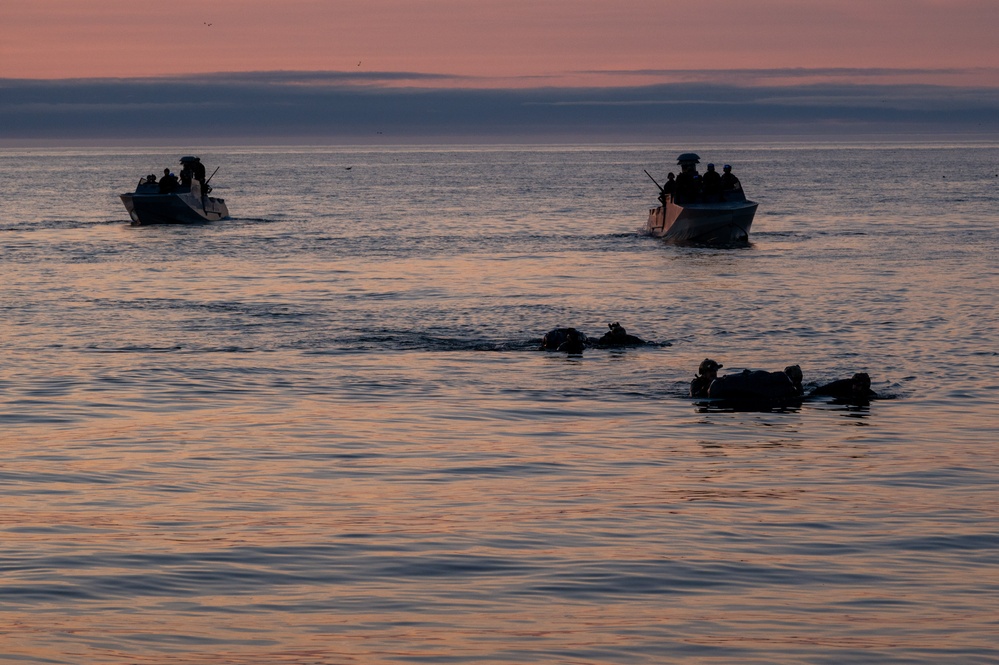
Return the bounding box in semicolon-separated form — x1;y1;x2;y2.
647;205;666;235
665;201;758;244
119;193;142;224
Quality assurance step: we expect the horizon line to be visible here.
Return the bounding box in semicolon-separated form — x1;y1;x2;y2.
4;66;999;89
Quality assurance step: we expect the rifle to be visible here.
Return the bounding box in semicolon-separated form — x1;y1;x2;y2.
200;166;220;195
644;169;664;193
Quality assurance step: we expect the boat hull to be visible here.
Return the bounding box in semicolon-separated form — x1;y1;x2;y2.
647;199;757;244
120;185;228;226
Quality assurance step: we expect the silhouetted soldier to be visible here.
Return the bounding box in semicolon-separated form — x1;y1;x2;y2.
690;358;722;397
720;164;743;201
158;168;179;193
557;328;586;355
659;172;676;205
595;322;646;347
810;373;877;401
702;163;722;202
708;365;804;401
179;163;194;187
674;153;702;204
192;158;206;185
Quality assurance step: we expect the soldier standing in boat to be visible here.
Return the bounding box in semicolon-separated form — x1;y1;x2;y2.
179;156;208;190
192;157;207;185
659;172;676;205
179;161;194;187
158;168;179;193
674;153;702;204
720;164;742;200
702;163;722;202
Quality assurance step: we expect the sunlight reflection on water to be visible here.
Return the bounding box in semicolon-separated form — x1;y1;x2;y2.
1;143;998;664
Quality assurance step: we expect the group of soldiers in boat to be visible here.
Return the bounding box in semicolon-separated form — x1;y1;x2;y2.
136;156;210;194
658;154;746;206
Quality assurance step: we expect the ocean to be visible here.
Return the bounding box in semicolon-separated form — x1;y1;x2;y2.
1;142;997;664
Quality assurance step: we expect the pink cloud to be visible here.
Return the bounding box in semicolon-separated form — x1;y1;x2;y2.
2;0;997;83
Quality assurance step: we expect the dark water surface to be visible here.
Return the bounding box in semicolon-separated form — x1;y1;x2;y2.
1;143;997;664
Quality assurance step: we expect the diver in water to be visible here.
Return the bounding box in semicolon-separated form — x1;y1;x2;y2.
707;364;804;402
595;322;647;347
540;327;588;353
557;328;586;354
690;358;723;397
810;372;878;401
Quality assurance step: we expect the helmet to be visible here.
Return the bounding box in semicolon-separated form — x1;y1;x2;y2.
698;358;722;375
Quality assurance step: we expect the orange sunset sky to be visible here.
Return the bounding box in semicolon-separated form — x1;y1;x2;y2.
3;0;999;86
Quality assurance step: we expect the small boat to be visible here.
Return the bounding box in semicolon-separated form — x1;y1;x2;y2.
120;157;229;226
645;153;757;244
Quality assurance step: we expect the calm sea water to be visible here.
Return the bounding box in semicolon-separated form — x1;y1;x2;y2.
1;143;997;664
